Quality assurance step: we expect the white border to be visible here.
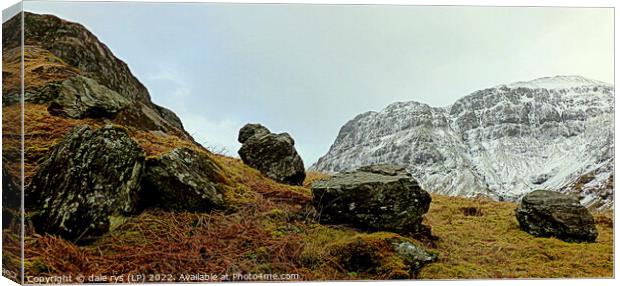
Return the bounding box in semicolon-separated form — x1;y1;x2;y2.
1;1;617;286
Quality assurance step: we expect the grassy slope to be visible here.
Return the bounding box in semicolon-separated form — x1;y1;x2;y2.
420;195;613;279
8;115;614;279
2;46;614;281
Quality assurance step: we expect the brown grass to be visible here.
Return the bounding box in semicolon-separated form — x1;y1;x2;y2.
2;45;80;96
129;130;199;157
303;171;331;188
6;87;612;281
23;209;309;281
418;195;614;279
20;187;614;281
20;156;321;281
213;155;312;207
2;103;102;184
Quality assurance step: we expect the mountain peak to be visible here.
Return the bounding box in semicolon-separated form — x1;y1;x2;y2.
504;75;611;90
313;76;614;210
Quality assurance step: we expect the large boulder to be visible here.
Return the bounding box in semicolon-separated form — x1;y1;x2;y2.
238;123;306;185
26;125;144;242
140;147;229;212
48;75;130;119
516;190;598;242
311;164;431;234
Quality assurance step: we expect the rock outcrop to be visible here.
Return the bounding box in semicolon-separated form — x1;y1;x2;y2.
238;123;306;185
26;125;144;242
311;76;614;210
311;164;431;234
2;12;190;138
516;190;598;242
48;75;130;119
140;147;229;212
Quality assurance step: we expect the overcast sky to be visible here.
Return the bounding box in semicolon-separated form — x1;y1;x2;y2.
21;1;613;165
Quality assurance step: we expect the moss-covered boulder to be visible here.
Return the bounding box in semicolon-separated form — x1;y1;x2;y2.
26;125;144;242
311;164;431;235
327;232;437;279
238;123;306;186
140;147;229;212
516;190;598;242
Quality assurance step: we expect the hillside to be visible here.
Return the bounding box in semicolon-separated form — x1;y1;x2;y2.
1;12;614;282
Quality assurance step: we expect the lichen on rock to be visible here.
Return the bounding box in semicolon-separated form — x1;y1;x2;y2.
311;164;431;235
48;75;130;119
516;190;598;242
238;123;306;186
26;125;145;243
140;147;229;212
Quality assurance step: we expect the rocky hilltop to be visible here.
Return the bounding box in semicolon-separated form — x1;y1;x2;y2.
312;76;614;210
2;12;189;138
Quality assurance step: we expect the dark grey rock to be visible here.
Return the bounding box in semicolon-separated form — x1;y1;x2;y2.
154;104;186;131
516;190;598;242
311;164;431;234
26;125;144;243
140;147;228;212
238;124;305;185
48;76;130;119
238;123;270;144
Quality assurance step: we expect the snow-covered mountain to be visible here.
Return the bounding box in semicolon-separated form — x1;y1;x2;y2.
311;75;614;210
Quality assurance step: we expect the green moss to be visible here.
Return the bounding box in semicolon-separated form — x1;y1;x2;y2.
264;208;288;220
251;263;276;274
326;232;406;277
245;246;271;264
108;215;129;231
24;258;52;274
298;230;428;280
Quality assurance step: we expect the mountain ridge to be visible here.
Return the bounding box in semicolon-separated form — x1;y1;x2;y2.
311;75;614;210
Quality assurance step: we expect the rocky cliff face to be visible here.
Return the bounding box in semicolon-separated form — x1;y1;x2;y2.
312;76;614;210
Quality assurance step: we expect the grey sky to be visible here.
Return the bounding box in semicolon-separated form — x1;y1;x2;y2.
22;1;614;165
